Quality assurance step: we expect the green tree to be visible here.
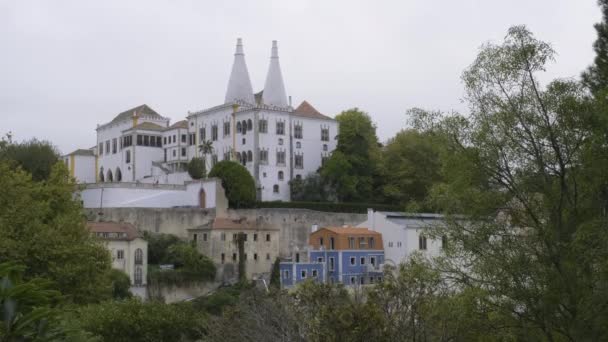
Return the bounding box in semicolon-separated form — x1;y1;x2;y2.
0;135;60;181
144;232;181;265
289;172;330;202
0;161;113;304
583;0;608;94
208;160;256;208
380;129;443;210
70;299;207;342
108;269;133;300
320;108;382;202
187;157;206;179
0;262;95;341
269;257;281;289
425;26;608;340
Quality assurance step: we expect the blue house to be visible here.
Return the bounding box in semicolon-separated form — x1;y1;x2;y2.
280;226;385;288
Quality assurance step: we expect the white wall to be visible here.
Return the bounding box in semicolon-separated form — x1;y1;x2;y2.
359;210;444;266
79;179;221;209
106;237;148;286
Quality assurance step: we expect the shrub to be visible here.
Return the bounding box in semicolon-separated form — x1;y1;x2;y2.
108;269;132;299
208;161;256;208
187;157;206;179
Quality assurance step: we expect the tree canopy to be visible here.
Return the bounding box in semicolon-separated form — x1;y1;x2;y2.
0;135;60;181
208;160;256;208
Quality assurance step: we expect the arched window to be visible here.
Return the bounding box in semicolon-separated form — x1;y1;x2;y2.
115;168;122;182
135;248;143;265
99;168;105;182
236;152;242;163
241;121;247;135
273;184;279;193
236;122;242;133
134;266;142;286
296;141;301;149
247;150;252;162
107;169;113;182
278;171;284;180
295;174;302;180
125;150;131;163
247;119;252;131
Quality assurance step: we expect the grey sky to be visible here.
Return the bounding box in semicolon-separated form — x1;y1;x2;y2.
0;0;601;154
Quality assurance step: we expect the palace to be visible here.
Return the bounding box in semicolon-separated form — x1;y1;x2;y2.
65;39;338;202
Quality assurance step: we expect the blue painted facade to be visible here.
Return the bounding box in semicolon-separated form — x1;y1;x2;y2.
280;249;384;288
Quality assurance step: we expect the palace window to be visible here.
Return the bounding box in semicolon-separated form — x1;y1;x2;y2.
294;123;303;139
276;151;286;165
237;122;242;133
181;134;187;143
123;135;133;148
329;257;335;271
253;233;258;241
266;253;270;260
359;237;367;248
350;256;356;265
323;144;328;151
173;135;176;143
106;140;110;153
260;150;268;164
312;269;318;278
135;249;143;265
301;270;307;279
99;142;103;155
295;154;304;169
283;270;290;279
211;125;218;141
117;250;124;259
348;237;355;249
199;127;206;141
143;135;150;146
259;119;268;133
317;257;323;262
181;147;186;157
276;121;285;135
370;256;376;266
189;133;195;145
232;253;237;262
266;234;271;242
247;150;252;162
369;237;375;248
247;119;252;131
203;233;207;241
221;253;225;264
223;121;231;136
254;253;258;261
212;154;218;166
296;141;301;149
125;150;131;164
221;233;226;241
163;137;167;145
278;171;284;181
321;127;329;141
360;257;366;265
273;184;279;193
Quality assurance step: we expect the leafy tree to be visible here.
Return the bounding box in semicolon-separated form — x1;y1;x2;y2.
108;269;132;300
0;135;60;181
144;232;181;265
70;299;207;342
424;26;608;340
208;160;256;208
320;108;382;202
0;262;96;341
187;157;206;179
380;129;443;210
269;257;281;289
583;0;608;94
0;161;113;304
289;172;331;202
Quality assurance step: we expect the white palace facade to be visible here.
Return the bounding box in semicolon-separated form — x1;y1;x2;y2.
65;39;338;204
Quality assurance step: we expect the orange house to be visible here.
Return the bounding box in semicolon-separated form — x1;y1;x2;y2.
309;226;383;251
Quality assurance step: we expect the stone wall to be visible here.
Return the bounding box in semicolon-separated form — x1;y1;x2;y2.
86;207;367;257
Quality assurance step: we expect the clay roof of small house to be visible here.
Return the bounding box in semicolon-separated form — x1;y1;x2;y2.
110;104;163;124
123;122;165;132
318;226;381;236
66;148;94;157
87;221;142;241
293;101;334;120
164;120;188;131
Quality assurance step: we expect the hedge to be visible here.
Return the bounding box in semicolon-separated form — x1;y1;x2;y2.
254;201;403;213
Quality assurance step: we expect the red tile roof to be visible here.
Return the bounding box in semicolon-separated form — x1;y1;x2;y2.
294;101;334;120
321;226;381;236
87;221;142;241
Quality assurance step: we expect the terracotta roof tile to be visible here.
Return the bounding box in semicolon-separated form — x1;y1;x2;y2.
87;221;142;241
293;101;334;120
321;226;381;236
110;104;163;124
124;122;165;132
165;120;188;130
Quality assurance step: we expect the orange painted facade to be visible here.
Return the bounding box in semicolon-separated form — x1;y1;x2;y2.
309;226;383;251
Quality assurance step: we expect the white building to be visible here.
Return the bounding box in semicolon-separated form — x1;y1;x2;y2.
87;221;148;288
358;209;446;266
65;38;338;203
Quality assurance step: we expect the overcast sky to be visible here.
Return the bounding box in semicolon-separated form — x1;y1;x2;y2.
0;0;602;154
